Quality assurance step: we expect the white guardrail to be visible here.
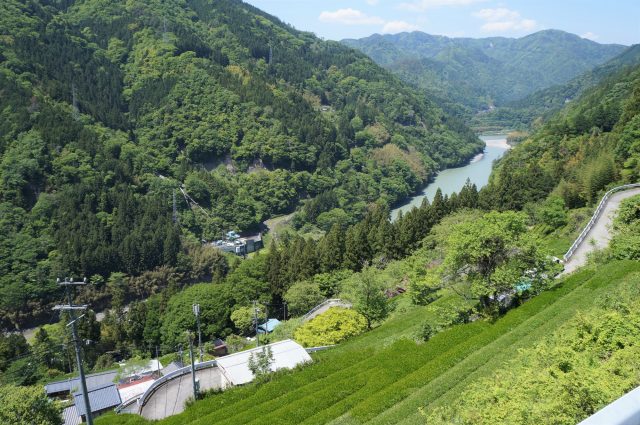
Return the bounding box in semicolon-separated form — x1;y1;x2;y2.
130;359;218;412
301;299;352;321
563;183;640;262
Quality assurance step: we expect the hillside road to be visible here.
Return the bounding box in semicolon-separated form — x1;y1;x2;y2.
562;187;640;275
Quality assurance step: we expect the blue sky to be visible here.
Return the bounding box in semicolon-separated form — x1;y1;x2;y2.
244;0;639;45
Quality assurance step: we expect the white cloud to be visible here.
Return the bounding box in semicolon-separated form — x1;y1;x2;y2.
399;0;486;12
581;31;599;41
474;8;537;33
474;7;519;21
319;8;384;25
382;20;421;34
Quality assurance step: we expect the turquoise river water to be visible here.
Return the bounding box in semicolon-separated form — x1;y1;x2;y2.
391;134;510;220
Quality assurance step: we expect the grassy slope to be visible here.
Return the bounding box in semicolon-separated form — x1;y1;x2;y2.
98;261;640;425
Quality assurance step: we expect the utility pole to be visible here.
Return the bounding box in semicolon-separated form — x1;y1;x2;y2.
192;304;203;362
283;301;288;321
53;278;93;425
187;332;198;400
155;346;160;377
253;300;260;347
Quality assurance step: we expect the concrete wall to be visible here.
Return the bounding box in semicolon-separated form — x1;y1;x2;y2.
140;366;229;420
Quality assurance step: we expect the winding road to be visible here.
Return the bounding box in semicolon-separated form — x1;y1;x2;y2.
562;186;640;275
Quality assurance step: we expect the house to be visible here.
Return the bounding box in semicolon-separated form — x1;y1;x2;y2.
211;232;263;256
116;375;156;405
45;370;118;399
72;383;122;422
257;318;281;334
212;338;228;356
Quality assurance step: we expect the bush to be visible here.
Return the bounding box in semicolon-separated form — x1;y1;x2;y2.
0;385;62;425
293;308;367;347
415;321;436;342
284;281;324;317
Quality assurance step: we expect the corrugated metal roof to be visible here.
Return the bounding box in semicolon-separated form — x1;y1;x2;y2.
216;339;311;385
73;383;122;417
62;405;81;425
161;361;184;376
45;370;118;395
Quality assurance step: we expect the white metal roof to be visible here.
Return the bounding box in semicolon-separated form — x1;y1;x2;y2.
117;379;155;404
216;339;311;385
579;384;640;425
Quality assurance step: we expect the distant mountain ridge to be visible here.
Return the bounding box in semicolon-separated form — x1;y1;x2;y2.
473;44;640;130
342;29;626;110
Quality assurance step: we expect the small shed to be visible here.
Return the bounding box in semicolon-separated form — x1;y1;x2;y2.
73;383;122;422
258;318;281;334
212;338;228;356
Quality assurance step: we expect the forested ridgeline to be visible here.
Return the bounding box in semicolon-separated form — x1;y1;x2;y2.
481;64;640;211
343;30;626;114
479;44;640;130
0;0;482;328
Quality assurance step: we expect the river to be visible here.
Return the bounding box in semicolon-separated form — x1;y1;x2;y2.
391;134;510;220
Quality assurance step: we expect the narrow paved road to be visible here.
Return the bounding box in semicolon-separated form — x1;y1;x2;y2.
302;299;352;322
562;187;640;274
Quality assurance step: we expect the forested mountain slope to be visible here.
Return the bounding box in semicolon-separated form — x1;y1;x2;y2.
96;43;640;425
482;62;640;211
0;0;481;328
343;30;625;111
482;44;640;129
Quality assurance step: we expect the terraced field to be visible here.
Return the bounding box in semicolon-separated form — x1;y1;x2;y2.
98;260;640;425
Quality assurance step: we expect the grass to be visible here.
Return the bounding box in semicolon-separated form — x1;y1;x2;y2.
538;207;594;257
97;260;640;425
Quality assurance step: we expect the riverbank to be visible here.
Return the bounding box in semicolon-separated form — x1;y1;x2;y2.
391;134;511;220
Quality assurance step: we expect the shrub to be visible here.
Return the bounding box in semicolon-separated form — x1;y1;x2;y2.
293;308;367;347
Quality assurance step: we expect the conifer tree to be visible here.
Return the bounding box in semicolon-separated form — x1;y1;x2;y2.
319;223;344;272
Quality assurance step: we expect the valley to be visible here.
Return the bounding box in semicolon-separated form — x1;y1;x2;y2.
0;1;639;425
391;134;510;220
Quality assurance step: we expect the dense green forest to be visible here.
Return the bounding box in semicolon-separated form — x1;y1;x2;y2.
0;0;482;329
482;63;640;210
478;44;640;130
2;1;640;423
86;56;640;425
343;30;625;113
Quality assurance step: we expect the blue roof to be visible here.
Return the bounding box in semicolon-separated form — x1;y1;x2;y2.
73;383;121;417
258;318;281;334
